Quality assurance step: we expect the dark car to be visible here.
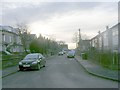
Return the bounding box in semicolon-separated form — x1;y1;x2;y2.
19;53;46;71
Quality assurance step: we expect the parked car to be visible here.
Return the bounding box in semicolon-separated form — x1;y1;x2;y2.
58;51;64;55
67;51;75;58
19;53;46;71
62;50;66;54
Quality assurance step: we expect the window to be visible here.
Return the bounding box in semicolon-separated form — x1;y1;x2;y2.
99;36;102;48
10;36;12;42
104;33;107;39
92;40;94;47
113;29;118;36
17;36;21;44
2;34;5;42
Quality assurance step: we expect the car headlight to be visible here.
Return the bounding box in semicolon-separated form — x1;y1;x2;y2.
32;61;38;64
19;62;22;65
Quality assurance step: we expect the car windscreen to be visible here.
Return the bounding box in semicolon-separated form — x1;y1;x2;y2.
24;54;38;60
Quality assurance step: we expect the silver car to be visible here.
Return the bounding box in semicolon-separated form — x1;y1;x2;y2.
67;51;75;58
58;51;64;55
19;53;46;71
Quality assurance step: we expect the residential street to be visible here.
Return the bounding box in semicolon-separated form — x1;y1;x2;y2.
2;55;118;88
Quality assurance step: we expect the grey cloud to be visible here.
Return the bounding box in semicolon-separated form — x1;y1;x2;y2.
1;2;118;43
2;2;103;25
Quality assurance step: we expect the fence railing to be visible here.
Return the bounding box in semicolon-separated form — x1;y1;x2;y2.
87;49;119;70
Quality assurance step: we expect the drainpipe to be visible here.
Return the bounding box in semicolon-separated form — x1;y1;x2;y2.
118;2;120;69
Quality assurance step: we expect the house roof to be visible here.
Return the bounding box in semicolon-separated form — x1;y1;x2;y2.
90;23;119;40
0;25;19;34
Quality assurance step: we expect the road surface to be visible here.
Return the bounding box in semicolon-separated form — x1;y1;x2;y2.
2;55;118;88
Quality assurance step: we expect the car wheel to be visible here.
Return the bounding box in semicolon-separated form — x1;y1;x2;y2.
19;68;23;71
43;65;45;67
37;64;40;70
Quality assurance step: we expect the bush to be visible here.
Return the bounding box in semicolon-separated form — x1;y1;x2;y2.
81;53;87;60
87;48;119;70
87;48;100;64
2;54;26;69
100;51;113;68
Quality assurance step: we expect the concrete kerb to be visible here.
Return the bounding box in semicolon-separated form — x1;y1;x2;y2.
75;57;119;82
2;70;19;78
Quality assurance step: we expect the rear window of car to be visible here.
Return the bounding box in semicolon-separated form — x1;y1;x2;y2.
68;51;74;54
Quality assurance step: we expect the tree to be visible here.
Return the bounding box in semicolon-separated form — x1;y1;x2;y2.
81;34;89;40
72;32;79;48
72;31;90;48
57;41;65;45
30;39;40;53
29;34;61;55
16;23;31;53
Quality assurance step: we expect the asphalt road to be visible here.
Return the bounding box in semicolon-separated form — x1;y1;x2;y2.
2;55;118;88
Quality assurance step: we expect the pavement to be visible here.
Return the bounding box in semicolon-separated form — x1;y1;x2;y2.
75;55;119;81
1;55;119;82
2;66;19;78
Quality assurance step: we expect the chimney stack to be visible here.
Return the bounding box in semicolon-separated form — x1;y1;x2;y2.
106;26;109;30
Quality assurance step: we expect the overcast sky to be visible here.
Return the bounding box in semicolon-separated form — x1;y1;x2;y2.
1;1;118;49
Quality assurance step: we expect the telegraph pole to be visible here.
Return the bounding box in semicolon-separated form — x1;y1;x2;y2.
78;29;81;45
118;23;120;64
78;29;81;54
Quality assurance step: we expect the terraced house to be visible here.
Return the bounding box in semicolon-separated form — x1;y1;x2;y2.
90;23;119;68
78;23;119;69
0;26;24;54
90;23;118;54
